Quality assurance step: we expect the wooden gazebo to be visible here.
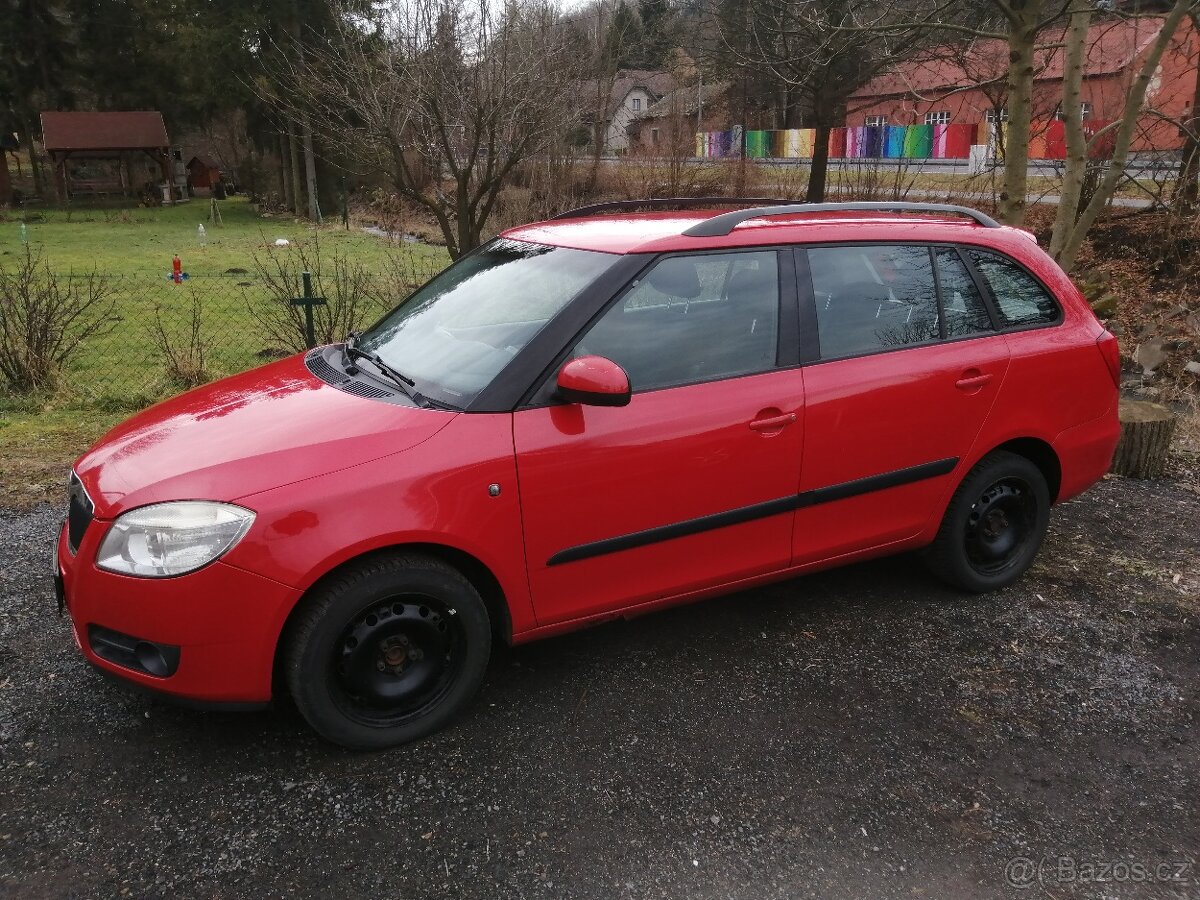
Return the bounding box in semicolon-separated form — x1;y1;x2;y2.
41;111;178;204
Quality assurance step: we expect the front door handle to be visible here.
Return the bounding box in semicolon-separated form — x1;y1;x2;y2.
749;412;797;432
955;370;994;392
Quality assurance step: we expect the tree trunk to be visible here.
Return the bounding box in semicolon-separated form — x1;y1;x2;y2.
301;118;321;222
1111;398;1177;479
1058;0;1194;272
0;151;11;206
22;123;43;199
278;132;292;208
1172;12;1200;214
807;123;831;202
999;8;1039;226
287;122;304;217
1049;0;1092;259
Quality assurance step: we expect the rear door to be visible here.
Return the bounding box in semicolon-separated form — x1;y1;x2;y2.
514;248;805;625
791;243;1011;564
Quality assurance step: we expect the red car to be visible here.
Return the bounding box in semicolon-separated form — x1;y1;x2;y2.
56;201;1121;749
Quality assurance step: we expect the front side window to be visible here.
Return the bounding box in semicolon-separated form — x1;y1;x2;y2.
985;107;1008;124
360;239;618;406
569;251;780;392
865;115;888;127
967;250;1061;328
925;110;950;125
632;97;641;111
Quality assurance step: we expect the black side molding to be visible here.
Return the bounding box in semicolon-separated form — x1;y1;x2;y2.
547;457;958;567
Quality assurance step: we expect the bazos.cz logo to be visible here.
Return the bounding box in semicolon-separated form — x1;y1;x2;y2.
1005;855;1195;890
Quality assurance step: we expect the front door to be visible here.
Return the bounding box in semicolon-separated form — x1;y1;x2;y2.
514;249;805;625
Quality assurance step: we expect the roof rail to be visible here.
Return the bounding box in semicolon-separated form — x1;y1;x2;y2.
682;202;1002;237
549;197;806;221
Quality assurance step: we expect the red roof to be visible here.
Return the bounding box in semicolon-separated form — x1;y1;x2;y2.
41;111;170;152
852;16;1169;99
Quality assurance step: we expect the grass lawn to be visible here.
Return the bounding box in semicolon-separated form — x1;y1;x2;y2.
0;197;450;404
0;197;451;508
4;196;436;275
0;404;125;508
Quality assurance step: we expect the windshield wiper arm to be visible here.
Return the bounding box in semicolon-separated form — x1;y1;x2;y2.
344;344;416;390
341;333;458;410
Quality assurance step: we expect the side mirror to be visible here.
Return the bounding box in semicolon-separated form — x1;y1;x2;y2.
556;355;631;407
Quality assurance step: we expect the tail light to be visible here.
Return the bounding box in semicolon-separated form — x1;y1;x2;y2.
1096;330;1121;387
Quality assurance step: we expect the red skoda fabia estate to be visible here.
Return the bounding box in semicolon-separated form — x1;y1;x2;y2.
56;202;1121;748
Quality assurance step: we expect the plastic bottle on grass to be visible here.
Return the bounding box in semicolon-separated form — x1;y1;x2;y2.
198;223;207;249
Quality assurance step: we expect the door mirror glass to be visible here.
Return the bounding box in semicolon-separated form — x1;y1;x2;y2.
557;356;631;407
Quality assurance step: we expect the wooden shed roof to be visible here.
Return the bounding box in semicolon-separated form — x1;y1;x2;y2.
41;111;170;152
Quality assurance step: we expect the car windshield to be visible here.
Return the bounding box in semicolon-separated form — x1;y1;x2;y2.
358;238;618;407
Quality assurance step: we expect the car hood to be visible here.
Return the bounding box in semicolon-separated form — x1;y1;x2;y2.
74;354;456;518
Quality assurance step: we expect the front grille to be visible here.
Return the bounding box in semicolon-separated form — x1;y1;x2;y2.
66;472;94;554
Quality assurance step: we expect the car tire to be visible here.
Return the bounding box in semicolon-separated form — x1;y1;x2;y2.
922;451;1050;593
283;553;491;750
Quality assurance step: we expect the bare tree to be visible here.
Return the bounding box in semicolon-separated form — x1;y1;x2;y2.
1050;0;1198;270
274;0;579;259
705;0;943;203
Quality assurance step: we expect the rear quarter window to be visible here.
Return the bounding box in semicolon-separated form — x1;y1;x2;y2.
967;250;1061;328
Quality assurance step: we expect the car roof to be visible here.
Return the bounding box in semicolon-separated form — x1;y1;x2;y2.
502;209;1033;256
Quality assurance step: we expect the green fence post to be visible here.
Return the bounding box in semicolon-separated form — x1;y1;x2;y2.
290;271;327;349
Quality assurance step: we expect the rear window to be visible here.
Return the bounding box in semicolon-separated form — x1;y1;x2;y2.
967;250;1061;328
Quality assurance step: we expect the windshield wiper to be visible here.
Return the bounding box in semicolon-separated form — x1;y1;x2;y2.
341;332;460;410
342;332;416;393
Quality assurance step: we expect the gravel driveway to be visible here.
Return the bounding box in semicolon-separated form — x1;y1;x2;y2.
1;476;1197;899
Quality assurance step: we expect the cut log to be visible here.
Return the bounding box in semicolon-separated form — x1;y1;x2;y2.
1110;398;1177;478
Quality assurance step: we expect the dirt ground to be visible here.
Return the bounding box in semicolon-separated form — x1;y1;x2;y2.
0;474;1197;899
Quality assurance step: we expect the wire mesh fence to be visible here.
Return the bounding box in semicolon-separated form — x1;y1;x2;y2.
22;272;415;404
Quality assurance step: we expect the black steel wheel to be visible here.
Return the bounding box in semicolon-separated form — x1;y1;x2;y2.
923;451;1050;592
284;553;491;750
332;594;464;728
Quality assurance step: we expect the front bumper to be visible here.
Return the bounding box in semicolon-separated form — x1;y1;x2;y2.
57;519;301;704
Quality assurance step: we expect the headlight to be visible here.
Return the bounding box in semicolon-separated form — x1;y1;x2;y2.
96;501;255;578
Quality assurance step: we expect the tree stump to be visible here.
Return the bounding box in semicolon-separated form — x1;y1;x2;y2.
1110;398;1177;478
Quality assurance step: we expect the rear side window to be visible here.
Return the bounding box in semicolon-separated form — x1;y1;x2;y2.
936;249;994;338
967;250;1061;327
571;250;780;392
810;245;939;358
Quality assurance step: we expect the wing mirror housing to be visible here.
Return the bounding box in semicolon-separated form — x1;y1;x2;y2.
556;356;631;407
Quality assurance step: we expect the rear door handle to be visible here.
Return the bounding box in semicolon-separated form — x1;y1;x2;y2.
955;371;994;391
749;412;797;432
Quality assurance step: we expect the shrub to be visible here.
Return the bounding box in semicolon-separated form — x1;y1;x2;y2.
149;294;213;388
246;234;383;352
0;245;117;392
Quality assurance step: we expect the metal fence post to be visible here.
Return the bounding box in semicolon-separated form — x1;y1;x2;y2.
290;271;327;349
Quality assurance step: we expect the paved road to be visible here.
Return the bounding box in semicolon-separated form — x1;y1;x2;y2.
1;476;1197;898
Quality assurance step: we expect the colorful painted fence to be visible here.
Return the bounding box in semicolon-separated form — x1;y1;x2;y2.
695;121;1113;161
992;120;1116;160
698;124;977;160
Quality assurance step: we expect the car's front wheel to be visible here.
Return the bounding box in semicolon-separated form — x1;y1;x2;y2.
923;450;1050;593
283;553;491;750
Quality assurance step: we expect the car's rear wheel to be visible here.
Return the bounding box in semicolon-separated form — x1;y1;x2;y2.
922;451;1050;593
283;553;491;750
